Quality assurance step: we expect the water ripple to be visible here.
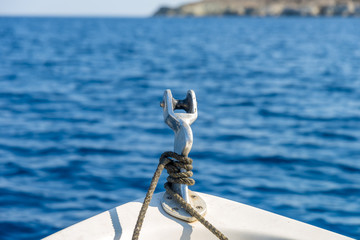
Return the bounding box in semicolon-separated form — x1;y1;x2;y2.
0;17;359;239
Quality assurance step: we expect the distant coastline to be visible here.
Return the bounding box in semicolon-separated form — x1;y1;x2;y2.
154;0;360;17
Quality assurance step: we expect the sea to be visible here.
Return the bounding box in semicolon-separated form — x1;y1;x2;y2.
0;17;359;239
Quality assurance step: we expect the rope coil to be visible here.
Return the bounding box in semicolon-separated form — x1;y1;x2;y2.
163;151;195;186
132;152;228;240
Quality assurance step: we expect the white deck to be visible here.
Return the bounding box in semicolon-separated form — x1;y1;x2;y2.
44;192;353;240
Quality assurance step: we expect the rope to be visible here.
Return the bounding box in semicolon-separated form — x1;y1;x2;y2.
132;151;228;240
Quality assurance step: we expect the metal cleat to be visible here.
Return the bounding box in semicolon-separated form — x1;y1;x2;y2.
160;89;206;222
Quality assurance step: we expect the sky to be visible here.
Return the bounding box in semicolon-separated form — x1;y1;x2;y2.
0;0;189;17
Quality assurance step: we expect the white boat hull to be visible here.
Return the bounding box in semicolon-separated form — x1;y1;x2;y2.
44;192;353;240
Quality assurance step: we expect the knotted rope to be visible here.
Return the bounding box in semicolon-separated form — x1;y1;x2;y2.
132;151;228;240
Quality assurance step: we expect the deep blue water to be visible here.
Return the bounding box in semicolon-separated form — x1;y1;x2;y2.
0;17;360;239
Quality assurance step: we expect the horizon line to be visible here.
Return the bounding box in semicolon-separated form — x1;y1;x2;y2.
0;14;152;18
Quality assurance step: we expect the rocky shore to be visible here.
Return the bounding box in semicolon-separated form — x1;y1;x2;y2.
154;0;360;17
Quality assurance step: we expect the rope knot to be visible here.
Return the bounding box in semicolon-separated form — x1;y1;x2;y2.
132;151;228;240
160;151;195;186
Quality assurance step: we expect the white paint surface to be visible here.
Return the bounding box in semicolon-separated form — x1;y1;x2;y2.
43;192;353;240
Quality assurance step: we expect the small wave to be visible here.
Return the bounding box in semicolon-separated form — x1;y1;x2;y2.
76;147;126;155
258;109;360;122
320;187;360;196
3;162;36;177
217;100;255;107
0;143;68;156
309;131;357;141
